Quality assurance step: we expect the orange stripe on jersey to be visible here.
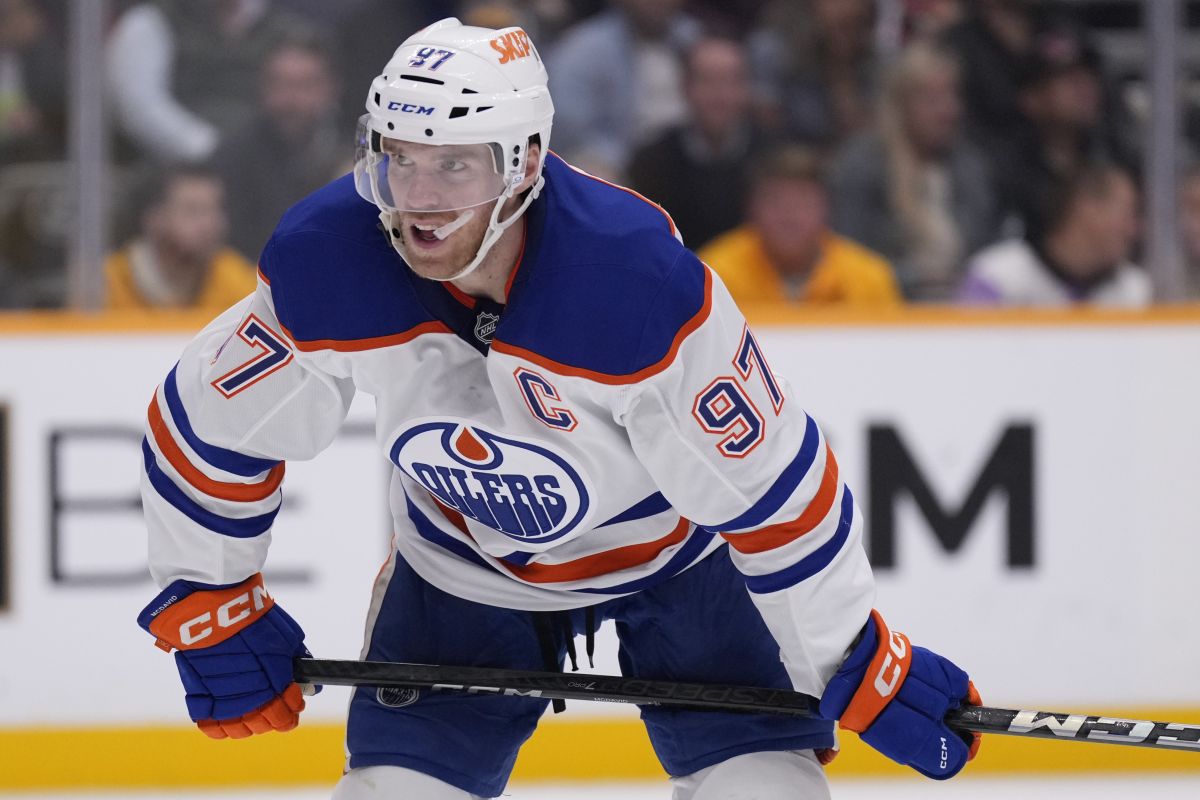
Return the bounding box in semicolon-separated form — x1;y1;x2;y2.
503;222;528;301
434;499;472;535
257;268;271;286
444;283;477;309
430;495;691;584
490;267;713;385
722;445;839;554
500;516;691;584
278;320;453;352
147;396;284;502
558;154;678;237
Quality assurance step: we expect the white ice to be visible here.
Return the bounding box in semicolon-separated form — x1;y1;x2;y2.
4;776;1200;800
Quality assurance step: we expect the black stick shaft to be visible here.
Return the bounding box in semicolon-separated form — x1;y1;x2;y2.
295;657;815;715
295;658;1200;752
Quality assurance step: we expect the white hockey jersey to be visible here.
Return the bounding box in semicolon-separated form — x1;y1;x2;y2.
140;154;875;696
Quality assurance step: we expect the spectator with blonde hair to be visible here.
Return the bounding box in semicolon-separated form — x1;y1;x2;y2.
700;144;901;307
829;41;1000;301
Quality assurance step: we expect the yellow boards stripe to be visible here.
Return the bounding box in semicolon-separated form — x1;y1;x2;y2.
4;712;1200;790
5;306;1200;336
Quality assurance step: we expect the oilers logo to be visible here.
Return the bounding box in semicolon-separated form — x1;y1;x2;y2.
390;419;593;544
377;687;421;708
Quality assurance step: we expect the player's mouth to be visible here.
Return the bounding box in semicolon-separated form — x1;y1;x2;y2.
409;222;448;249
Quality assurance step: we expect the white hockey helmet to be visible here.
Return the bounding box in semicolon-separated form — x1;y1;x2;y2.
354;17;554;280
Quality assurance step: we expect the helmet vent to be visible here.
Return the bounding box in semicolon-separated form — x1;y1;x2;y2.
401;74;445;86
476;106;493;113
449;107;470;119
461;88;479;95
373;92;381;106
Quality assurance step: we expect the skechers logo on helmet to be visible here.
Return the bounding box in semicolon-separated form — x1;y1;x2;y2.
490;30;533;64
391;420;592;543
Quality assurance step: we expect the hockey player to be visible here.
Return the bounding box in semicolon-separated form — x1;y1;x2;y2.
136;18;982;799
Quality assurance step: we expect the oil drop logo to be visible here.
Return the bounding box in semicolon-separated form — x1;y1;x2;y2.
390;419;593;543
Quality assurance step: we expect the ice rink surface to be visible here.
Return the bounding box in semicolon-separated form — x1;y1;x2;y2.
5;776;1200;800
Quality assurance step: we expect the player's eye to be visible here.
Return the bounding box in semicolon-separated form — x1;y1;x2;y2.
439;159;467;172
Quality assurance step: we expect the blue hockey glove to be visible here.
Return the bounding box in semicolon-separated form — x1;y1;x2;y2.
819;610;982;779
138;573;317;739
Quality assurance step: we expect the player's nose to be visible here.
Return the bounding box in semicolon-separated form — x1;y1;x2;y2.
402;170;445;210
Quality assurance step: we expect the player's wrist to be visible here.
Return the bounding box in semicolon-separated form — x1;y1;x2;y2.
840;623;868;662
818;610;891;726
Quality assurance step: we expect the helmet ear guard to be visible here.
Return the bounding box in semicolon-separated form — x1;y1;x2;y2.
354;18;554;280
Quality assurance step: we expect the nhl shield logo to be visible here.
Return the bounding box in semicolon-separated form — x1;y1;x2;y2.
474;311;499;343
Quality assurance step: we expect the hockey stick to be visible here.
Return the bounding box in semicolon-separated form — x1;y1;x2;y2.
295;657;1200;752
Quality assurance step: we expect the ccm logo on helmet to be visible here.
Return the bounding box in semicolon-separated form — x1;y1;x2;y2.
387;102;435;115
179;583;270;646
490;30;533;64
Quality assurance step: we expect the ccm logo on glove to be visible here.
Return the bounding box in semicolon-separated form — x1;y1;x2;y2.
872;626;910;698
842;614;913;732
145;574;275;651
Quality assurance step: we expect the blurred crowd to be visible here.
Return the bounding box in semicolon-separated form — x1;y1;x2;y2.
1;0;1199;311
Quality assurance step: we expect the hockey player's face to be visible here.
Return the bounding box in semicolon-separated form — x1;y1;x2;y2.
380;140;506;213
150;176;228;261
750;177;827;259
1079;172;1140;268
378;140;507;279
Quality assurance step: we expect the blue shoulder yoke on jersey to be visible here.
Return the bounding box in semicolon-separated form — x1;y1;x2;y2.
492;155;711;379
259;162;710;369
258;174;439;349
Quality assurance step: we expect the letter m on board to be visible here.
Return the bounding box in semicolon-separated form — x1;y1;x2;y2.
867;423;1035;568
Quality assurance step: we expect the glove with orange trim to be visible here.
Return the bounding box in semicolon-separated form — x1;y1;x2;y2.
818;610;982;779
137;573;316;739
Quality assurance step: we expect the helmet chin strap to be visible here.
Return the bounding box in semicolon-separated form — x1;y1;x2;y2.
433;210;475;240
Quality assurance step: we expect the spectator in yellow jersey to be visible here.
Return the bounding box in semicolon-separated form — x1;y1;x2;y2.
105;165;257;311
698;144;901;306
